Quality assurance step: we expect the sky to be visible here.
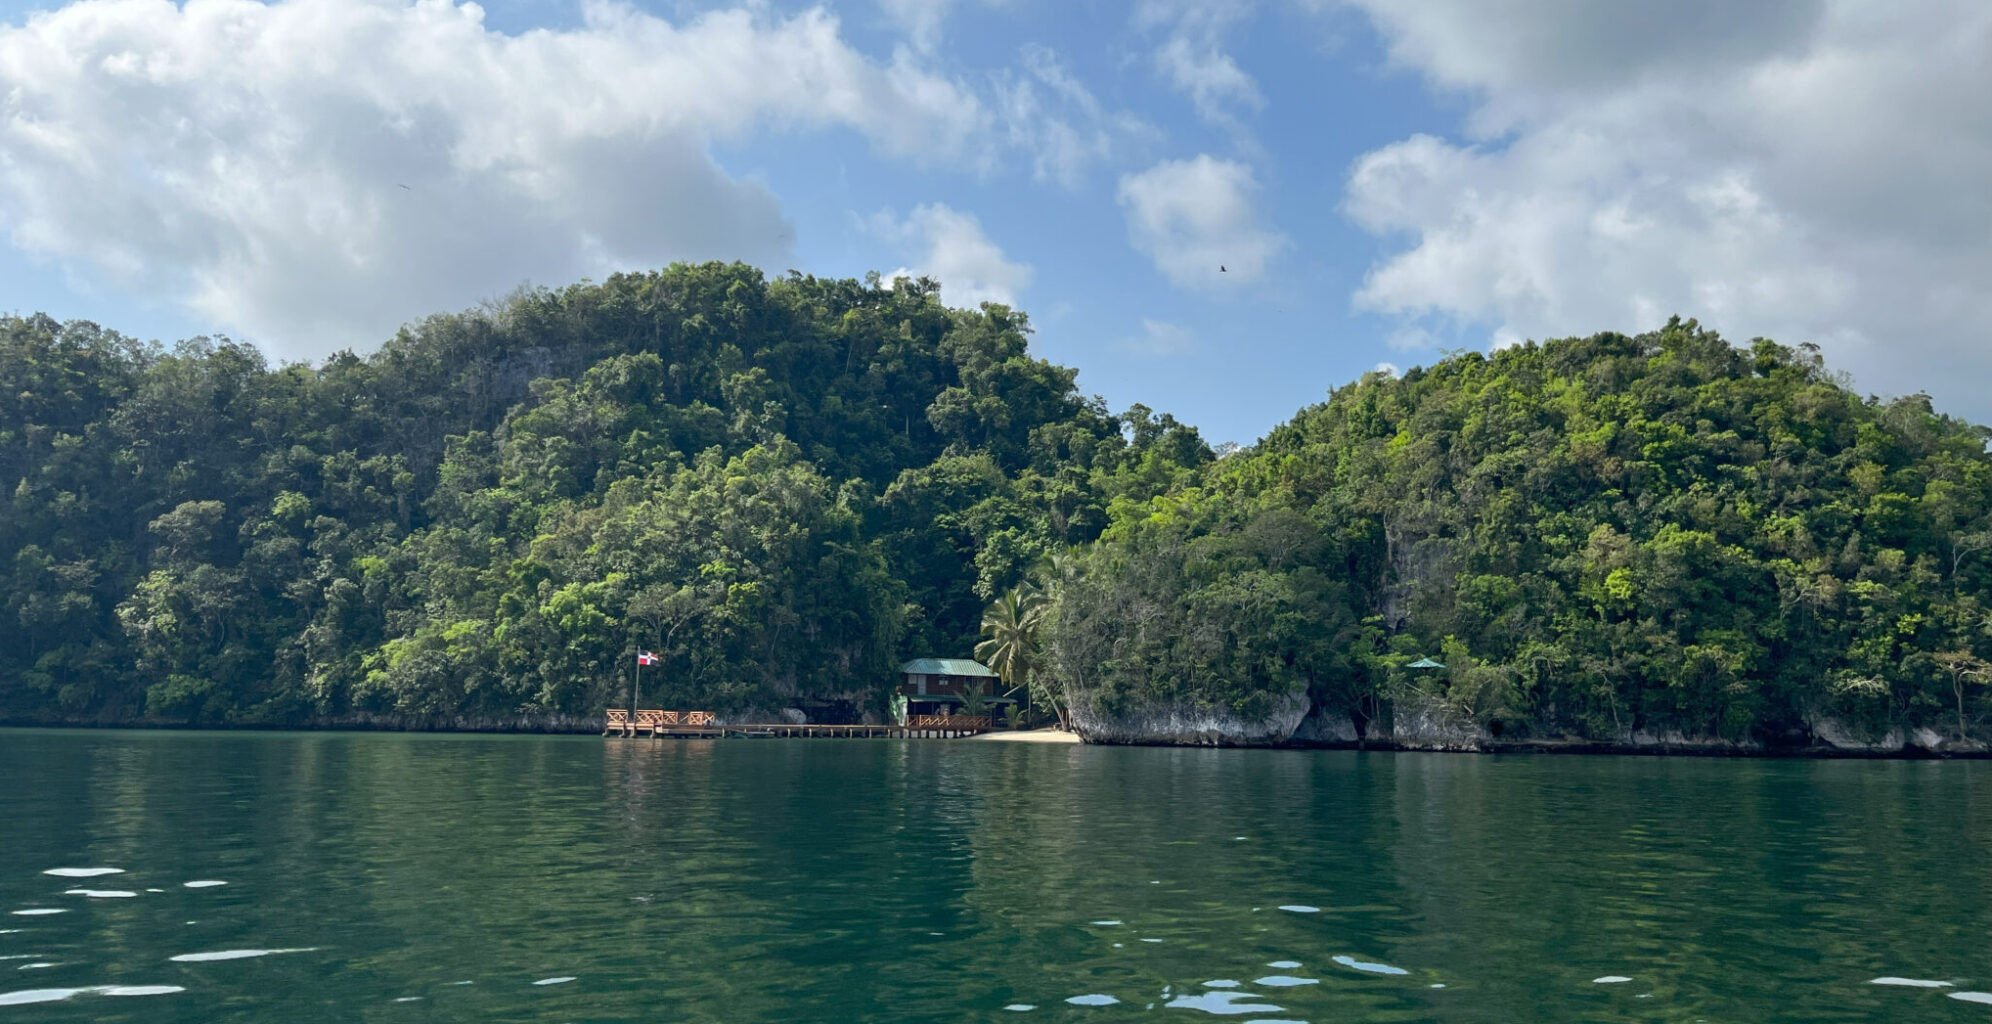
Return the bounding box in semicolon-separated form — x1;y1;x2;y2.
0;0;1986;446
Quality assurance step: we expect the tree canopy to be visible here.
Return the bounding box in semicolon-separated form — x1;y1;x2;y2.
1045;319;1992;746
4;274;1987;746
0;264;1208;724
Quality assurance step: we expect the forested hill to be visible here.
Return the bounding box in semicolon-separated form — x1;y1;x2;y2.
1046;320;1992;749
0;263;1209;725
4;270;1989;748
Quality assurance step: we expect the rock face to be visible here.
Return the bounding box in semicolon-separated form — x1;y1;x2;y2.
1623;729;1762;754
1811;719;1906;753
1386;700;1491;751
1072;692;1310;746
1289;704;1362;746
1905;727;1989;755
313;711;606;733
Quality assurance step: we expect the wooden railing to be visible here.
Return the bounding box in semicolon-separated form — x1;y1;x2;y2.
605;708;716;735
908;714;992;730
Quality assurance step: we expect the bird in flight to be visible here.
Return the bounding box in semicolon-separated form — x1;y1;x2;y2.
1220;265;1227;272
398;183;412;190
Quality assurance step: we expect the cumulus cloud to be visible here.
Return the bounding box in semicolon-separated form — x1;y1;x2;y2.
878;203;1032;308
1118;154;1287;290
0;0;990;359
1339;0;1992;417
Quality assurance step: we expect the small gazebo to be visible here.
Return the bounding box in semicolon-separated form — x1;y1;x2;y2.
1407;656;1447;670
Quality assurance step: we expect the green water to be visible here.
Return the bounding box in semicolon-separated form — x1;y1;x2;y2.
1;731;1987;1022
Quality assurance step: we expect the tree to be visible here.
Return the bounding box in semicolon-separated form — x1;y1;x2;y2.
975;584;1050;725
1933;650;1991;742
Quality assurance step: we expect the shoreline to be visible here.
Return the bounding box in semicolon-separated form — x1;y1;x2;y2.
965;728;1082;743
2;719;1986;757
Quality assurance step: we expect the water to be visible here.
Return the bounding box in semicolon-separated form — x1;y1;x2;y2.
0;729;1987;1022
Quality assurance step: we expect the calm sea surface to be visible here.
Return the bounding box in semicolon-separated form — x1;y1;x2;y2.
0;730;1987;1022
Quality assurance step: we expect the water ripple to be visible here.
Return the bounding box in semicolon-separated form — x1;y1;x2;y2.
1332;955;1408;976
0;985;183;1006
1164;990;1284;1015
170;947;320;962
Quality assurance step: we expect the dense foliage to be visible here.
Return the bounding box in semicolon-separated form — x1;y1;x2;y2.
0;264;1208;724
6;271;1988;744
1045;320;1992;744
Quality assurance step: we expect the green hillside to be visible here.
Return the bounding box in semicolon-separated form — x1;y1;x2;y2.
0;263;1206;724
1048;319;1992;746
5;269;1988;746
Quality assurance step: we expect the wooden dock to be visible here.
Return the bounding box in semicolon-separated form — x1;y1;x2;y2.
604;710;993;739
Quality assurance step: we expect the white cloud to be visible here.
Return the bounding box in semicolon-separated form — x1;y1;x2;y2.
1122;318;1195;355
996;44;1154;188
876;0;1009;54
0;0;991;359
1153;34;1264;125
878;203;1032;308
1137;0;1264;128
1373;361;1399;377
1118;154;1287;290
1339;0;1992;417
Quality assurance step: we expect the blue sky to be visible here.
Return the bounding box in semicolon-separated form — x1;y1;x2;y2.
2;0;1987;445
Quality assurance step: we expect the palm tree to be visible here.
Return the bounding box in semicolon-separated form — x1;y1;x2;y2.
976;584;1049;725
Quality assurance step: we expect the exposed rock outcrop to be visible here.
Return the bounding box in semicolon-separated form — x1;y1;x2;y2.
1810;719;1905;753
1386;699;1492;751
1071;692;1310;746
1289;704;1362;746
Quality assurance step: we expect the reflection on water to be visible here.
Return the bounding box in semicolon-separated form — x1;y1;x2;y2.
1331;955;1408;976
168;948;320;962
0;730;1987;1022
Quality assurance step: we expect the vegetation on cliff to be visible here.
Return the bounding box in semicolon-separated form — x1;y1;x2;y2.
4;265;1988;745
1044;320;1992;745
0;264;1207;723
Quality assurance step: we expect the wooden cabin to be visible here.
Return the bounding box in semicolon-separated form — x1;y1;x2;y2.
896;658;1011;721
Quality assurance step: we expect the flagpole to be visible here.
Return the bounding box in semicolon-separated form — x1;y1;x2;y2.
627;648;639;737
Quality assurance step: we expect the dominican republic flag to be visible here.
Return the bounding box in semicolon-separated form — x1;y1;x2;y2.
637;651;658;666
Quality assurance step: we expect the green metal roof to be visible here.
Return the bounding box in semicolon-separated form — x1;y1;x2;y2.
1407;657;1447;669
899;658;998;677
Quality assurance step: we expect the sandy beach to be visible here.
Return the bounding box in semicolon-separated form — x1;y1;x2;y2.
968;728;1082;743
